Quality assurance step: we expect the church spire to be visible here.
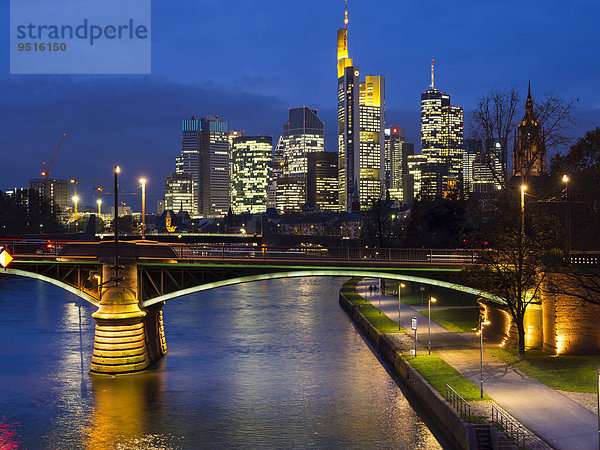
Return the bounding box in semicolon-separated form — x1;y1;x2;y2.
525;80;534;116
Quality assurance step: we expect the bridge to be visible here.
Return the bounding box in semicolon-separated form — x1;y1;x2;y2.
0;239;500;375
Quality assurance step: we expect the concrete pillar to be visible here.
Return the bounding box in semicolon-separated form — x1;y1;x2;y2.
90;264;167;375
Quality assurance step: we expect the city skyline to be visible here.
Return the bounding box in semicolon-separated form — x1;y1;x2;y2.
1;0;599;207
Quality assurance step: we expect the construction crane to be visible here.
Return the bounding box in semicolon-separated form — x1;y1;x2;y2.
41;133;67;179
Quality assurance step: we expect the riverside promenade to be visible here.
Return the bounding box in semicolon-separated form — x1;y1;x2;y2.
356;278;598;450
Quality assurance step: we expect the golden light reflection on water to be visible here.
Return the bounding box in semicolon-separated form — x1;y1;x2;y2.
84;370;173;449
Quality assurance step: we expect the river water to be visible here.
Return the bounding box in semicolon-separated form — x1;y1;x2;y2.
0;276;446;449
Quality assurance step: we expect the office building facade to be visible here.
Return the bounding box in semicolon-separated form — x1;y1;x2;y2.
165;173;194;213
307;152;339;211
230;136;272;214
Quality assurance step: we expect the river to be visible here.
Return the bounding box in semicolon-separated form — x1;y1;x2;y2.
0;276;447;448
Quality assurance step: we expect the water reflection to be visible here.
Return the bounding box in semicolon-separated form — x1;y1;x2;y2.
0;276;444;448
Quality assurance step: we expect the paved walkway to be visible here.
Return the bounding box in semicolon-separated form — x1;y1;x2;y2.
358;279;598;450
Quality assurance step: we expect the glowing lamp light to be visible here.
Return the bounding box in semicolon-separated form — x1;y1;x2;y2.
96;199;102;205
115;166;121;174
139;177;147;185
0;250;14;268
393;127;398;133
72;195;79;203
562;174;569;183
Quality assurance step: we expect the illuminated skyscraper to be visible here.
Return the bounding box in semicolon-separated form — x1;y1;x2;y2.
385;127;405;199
199;117;230;216
29;178;71;217
230;136;272;214
420;60;463;199
337;2;385;211
513;82;546;177
279;107;325;177
176;116;230;217
276;176;305;213
177;116;202;215
307;152;339;211
165;173;194;213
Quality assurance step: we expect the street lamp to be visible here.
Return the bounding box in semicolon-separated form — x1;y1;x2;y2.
477;316;491;398
520;184;527;236
428;296;437;355
96;199;102;216
398;282;406;330
562;175;570;251
113;165;121;285
72;195;79;221
139;178;147;239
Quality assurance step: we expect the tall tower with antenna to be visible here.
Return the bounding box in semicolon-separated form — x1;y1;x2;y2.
337;0;385;212
419;60;463;200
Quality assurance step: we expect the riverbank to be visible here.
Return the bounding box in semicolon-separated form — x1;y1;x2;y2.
342;277;599;450
339;278;480;449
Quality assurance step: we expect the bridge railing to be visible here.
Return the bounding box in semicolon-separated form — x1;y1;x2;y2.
169;245;482;264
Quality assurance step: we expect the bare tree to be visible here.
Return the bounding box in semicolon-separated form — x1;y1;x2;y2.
464;191;564;360
470;86;521;187
470;86;575;185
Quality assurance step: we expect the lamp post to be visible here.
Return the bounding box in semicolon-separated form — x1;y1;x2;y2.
72;195;79;221
428;296;437;355
520;184;527;236
420;286;425;306
398;283;406;330
562;175;570;251
96;199;102;216
478;316;491;398
113;165;120;284
139;178;147;239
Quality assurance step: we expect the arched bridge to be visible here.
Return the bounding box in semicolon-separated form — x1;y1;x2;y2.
1;240;492;375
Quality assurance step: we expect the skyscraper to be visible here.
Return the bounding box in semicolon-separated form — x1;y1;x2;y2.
230;136;272;214
420;60;463;199
165;173;194;213
199;117;230;216
307;152;339;211
279;107;325;177
385;126;405;199
176;117;202;215
337;2;385;211
176;116;230;217
513;82;546;178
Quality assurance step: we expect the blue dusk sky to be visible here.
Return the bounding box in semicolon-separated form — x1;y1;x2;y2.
1;0;599;210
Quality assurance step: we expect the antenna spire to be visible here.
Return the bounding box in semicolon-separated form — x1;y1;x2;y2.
431;59;435;89
344;0;348;28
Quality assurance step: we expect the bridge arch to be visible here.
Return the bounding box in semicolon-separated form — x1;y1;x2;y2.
141;269;504;308
3;268;99;307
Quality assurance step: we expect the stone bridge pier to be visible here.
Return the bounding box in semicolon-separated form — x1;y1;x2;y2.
90;263;167;375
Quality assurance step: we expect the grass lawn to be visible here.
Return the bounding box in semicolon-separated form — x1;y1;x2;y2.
341;278;402;334
420;307;480;333
384;280;479;308
489;348;600;393
404;354;490;403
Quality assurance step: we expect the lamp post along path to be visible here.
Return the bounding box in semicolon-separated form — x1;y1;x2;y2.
428;297;436;355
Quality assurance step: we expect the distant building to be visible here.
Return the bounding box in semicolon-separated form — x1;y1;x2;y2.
463;139;503;196
176;116;230;216
165;173;194;213
420;60;463;199
385;127;413;202
513;82;546;177
306;152;339;211
337;4;385;211
276;176;305;213
5;188;30;211
407;154;427;200
230;136;272;214
28;178;71;217
279;107;325;177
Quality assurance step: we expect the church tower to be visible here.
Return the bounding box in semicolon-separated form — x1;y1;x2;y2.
513;82;546;177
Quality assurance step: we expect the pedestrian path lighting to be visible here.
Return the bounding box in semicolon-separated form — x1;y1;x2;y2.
520;184;527;236
562;175;570;251
428;297;437;354
139;177;147;239
398;283;406;330
477;316;492;398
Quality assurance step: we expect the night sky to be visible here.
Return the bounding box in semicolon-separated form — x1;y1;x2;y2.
1;0;599;211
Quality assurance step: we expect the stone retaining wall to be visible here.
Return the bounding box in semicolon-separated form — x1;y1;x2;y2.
339;289;479;450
